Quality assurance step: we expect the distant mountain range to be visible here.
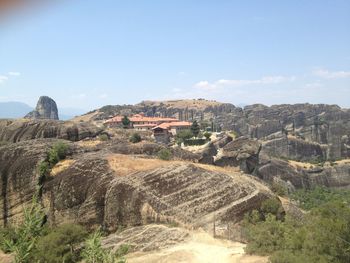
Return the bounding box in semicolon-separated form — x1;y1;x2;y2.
0;101;86;120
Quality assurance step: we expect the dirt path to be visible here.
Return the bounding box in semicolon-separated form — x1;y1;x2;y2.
127;231;268;263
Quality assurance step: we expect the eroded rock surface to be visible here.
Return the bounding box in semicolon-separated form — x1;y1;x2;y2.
0;119;102;142
25;96;59;120
215;137;261;174
0;139;72;226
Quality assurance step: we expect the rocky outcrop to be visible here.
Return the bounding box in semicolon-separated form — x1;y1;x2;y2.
43;155;272;235
214;137;261;174
0;119;103;142
261;135;327;162
257;157;350;189
0;139;72;226
25;96;59;120
88;100;350;161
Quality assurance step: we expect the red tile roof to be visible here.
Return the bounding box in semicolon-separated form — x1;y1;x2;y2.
153;121;191;130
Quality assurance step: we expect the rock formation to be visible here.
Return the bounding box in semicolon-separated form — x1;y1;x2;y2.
25;96;59;120
1;139;273;241
0;119;103;142
87;100;350;161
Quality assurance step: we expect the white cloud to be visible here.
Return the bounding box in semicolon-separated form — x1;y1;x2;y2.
194;75;296;91
0;75;8;84
305;82;323;88
99;93;108;99
313;69;350;79
178;71;186;76
8;72;21;76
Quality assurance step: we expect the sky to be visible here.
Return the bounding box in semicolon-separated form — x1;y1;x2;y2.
0;0;350;111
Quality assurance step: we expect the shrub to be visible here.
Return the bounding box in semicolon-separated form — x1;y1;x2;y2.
184;138;206;146
271;182;287;196
260;198;284;220
129;133;142;143
48;142;69;166
81;229;128;263
203;132;212;141
33;224;88;263
3;197;46;263
175;130;193;145
244;198;350;263
38;161;50;178
99;134;109;141
0;227;16;253
157;148;172;160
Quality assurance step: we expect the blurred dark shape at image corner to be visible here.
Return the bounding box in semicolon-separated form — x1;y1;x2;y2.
0;0;49;19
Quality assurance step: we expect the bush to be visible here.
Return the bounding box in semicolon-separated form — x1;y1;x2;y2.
184;138;206;146
3;197;46;263
99;134;109;141
129;133;142;143
48;142;69;166
33;224;88;263
203;132;212;141
81;229;128;263
157;148;172;160
0;227;16;253
291;186;350;210
260;198;284;220
175;130;193;145
38;161;50;178
271;182;287;196
244;198;350;263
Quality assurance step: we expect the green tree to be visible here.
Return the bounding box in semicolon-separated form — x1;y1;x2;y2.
191;120;200;137
157;148;172;161
121;116;130;128
175;129;193;145
33;224;88;263
129;133;142;143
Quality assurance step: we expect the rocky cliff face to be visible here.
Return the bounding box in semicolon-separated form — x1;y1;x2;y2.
1;139;273;240
88;100;350;161
25;96;59;120
0;119;102;142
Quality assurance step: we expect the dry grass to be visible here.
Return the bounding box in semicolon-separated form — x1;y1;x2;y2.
76;139;101;148
334;159;350;165
107;154;179;176
70;111;100;123
288;160;315;170
195;163;240;175
51;159;75;176
108;153;243;178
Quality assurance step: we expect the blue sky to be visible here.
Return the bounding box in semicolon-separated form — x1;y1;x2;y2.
1;0;350;110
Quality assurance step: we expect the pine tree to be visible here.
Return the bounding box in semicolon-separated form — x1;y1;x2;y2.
191;120;200;137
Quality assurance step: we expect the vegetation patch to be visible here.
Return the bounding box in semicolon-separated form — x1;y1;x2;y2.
243;188;350;263
157;148;172;160
129;133;142;143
